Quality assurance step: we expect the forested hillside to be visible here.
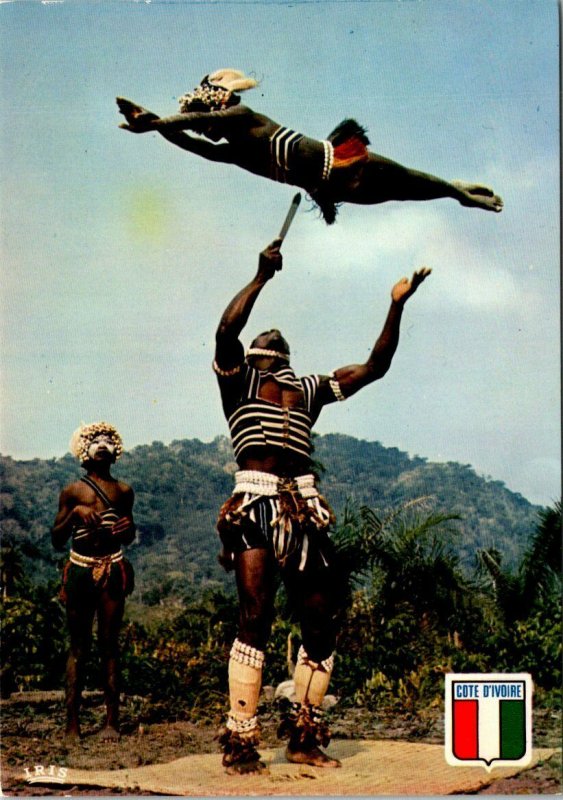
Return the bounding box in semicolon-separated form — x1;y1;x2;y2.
2;436;560;717
0;434;540;602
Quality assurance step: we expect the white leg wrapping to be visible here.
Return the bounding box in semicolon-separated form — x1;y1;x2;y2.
294;646;334;707
228;639;264;728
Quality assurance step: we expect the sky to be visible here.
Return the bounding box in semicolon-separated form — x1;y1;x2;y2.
0;0;560;507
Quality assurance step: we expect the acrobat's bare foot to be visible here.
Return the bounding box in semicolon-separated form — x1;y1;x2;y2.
97;724;120;741
116;97;158;133
452;181;503;213
286;744;341;768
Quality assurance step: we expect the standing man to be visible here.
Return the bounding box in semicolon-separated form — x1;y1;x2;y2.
213;238;430;773
52;422;136;740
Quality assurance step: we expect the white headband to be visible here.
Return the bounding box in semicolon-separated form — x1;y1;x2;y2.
246;347;290;361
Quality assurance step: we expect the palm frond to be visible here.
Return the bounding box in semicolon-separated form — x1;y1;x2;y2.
520;500;562;600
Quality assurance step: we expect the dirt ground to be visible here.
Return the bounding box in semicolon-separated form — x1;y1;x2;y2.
2;694;561;796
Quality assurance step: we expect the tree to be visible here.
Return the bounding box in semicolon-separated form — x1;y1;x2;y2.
333;498;465;622
0;534;24;599
478;500;562;623
477;501;562;691
330;499;485;708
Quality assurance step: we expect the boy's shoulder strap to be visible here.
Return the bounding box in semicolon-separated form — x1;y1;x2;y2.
80;476;114;509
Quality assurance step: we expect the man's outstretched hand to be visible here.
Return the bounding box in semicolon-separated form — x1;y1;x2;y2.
257;238;283;283
116;97;159;133
392;267;432;304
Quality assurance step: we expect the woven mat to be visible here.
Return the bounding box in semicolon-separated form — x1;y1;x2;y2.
20;741;556;796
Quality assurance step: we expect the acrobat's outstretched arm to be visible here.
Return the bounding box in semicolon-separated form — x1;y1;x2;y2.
162;130;234;162
117;97;249;134
152;105;250;133
117;98;237;162
332;268;432;398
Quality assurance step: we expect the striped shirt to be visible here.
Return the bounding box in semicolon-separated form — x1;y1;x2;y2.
223;364;338;461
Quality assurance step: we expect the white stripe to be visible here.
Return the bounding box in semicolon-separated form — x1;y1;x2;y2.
231;425;264;445
300;374;320;411
275;129;288;167
233;442;310;459
274;128;297;169
230;404;311;424
234;417;311;436
283;131;301;169
247;367;260;397
275;131;286;167
258;501;266;538
299;534;308;571
478;697;500;762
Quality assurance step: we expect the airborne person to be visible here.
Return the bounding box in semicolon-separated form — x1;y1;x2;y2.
117;69;503;225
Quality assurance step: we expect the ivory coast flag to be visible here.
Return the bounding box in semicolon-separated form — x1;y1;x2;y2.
445;673;533;769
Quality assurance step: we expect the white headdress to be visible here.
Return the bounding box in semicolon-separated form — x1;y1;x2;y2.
69;422;123;463
207;69;258;93
179;69;257;113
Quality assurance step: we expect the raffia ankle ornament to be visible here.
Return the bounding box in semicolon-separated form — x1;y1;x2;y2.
277;700;341;768
277;700;331;751
218;719;266;774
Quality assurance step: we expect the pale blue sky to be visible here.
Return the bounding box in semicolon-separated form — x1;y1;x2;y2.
1;0;560;506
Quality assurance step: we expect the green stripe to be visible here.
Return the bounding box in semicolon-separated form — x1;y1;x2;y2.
500;700;526;759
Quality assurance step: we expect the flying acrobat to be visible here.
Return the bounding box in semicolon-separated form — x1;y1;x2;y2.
117;69;503;224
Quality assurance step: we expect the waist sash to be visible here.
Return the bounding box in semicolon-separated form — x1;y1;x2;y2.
69;548;123;585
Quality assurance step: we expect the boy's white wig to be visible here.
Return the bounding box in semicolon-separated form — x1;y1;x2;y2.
69;421;124;463
206;69;258;93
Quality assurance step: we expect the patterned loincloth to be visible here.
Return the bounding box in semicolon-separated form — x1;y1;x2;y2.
217;471;335;572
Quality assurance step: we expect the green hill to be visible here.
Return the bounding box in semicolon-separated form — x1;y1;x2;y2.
0;434;541;603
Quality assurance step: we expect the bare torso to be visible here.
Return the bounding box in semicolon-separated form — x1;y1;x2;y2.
53;474;134;557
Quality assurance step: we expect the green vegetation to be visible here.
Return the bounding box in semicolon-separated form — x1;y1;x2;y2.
0;437;559;720
0;434;541;597
332;500;561;711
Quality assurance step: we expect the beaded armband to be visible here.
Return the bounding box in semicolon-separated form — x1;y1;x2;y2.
213;359;242;377
329;371;346;402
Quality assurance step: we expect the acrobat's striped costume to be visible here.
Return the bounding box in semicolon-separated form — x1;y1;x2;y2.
214;361;346;572
214;350;348;767
269;119;370;223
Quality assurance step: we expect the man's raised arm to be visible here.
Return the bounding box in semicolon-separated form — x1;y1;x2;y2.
332;268;431;398
214;239;282;371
